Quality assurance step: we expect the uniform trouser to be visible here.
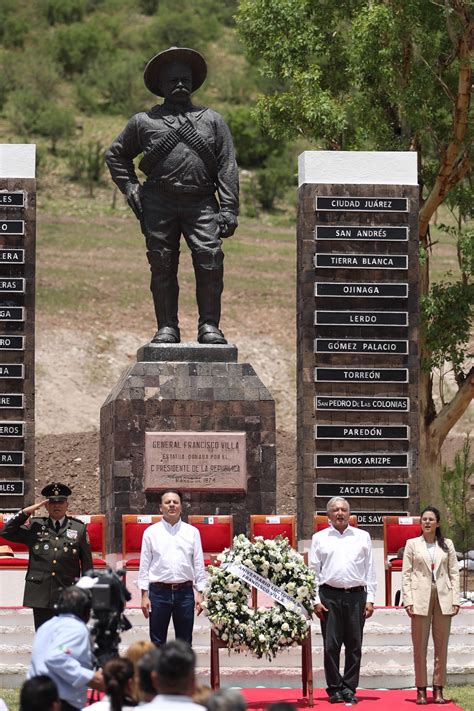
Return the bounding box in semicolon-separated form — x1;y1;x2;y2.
319;585;367;695
33;607;56;630
148;583;195;647
411;583;452;687
140;186;224;330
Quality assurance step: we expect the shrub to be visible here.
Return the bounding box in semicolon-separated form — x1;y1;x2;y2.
45;0;86;25
54;23;111;75
66;140;105;196
226;106;283;168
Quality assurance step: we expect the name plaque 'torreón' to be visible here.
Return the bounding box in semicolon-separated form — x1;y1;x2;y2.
144;431;247;492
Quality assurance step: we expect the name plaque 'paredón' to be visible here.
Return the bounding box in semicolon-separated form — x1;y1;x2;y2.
144;431;247;492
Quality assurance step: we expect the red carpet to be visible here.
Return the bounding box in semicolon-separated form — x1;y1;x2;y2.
238;687;463;709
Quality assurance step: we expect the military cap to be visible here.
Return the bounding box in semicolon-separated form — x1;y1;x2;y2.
143;46;207;97
41;482;72;502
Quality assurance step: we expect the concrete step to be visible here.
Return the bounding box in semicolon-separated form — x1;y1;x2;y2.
1;606;473;689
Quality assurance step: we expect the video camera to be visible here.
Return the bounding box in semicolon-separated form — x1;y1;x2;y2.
81;568;132;667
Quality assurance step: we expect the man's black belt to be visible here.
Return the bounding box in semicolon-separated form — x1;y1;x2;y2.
145;179;215;196
320;584;366;593
150;581;193;590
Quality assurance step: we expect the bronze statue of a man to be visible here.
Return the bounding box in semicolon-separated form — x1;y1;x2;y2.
105;47;239;344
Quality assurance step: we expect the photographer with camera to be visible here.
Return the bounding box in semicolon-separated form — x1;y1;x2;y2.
28;586;104;711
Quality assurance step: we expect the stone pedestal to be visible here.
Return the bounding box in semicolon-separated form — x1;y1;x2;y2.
100;342;276;554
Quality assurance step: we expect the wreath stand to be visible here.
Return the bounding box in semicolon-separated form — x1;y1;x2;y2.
210;624;314;706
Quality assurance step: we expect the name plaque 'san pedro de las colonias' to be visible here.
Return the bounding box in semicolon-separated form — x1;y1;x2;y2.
144;432;246;492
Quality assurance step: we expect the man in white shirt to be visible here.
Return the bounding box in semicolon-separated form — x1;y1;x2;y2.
138;489;206;646
309;497;376;705
142;639;205;709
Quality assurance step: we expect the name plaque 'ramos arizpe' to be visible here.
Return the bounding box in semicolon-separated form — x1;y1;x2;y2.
0;364;24;379
315;196;409;212
0;451;24;466
315;453;408;468
0;192;25;207
0;394;23;408
315;367;409;383
315;253;408;269
0;249;25;264
315;282;408;298
315;310;408;326
315;339;408;354
315;225;408;241
144;431;247;492
0;336;24;351
0;480;24;495
315;425;409;440
315;396;410;412
314;482;409;498
0;220;24;235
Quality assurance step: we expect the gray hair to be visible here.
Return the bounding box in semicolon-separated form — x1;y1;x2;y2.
205;689;247;711
326;497;350;513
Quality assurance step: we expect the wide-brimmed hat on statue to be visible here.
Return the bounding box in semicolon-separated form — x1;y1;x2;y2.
41;482;72;502
143;46;207;97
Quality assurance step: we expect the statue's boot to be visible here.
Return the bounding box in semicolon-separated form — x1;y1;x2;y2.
193;248;227;345
147;248;181;343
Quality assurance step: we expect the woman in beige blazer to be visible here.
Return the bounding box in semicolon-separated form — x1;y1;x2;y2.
402;506;460;705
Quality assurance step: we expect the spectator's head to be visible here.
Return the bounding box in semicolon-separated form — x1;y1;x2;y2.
20;675;60;711
125;639;155;702
193;682;213;706
56;586;92;623
151;640;196;696
205;689;247;710
103;657;136;711
138;648;161;702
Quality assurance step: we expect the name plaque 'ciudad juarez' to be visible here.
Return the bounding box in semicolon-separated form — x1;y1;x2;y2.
144;431;247;492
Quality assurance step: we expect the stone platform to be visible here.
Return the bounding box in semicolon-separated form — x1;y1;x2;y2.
100;341;277;553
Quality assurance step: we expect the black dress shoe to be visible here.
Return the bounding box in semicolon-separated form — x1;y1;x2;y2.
341;689;358;704
328;691;344;703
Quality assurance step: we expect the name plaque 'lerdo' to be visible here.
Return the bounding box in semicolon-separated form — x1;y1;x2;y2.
144;431;247;492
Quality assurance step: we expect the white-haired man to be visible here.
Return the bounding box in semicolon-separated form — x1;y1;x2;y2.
309;497;376;704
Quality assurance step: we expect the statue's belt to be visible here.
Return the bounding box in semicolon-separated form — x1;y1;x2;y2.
139;122;218;178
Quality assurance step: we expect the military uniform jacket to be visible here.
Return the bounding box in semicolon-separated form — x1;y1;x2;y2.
0;511;93;608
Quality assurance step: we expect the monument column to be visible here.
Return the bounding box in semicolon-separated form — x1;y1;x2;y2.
0;145;36;512
297;151;419;538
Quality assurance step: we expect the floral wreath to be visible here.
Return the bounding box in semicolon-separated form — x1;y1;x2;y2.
202;534;316;660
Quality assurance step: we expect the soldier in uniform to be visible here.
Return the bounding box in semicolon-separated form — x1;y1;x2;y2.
105;46;239;346
0;482;93;629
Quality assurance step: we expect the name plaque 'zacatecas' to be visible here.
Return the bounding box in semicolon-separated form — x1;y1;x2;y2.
144;431;247;492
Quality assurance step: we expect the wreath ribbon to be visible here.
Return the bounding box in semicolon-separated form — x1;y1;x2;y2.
226;562;310;618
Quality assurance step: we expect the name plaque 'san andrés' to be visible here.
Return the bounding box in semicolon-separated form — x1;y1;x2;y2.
315;196;408;212
315;225;408;241
144;431;247;492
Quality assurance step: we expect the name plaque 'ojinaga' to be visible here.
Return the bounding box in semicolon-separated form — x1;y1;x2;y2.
144;431;247;492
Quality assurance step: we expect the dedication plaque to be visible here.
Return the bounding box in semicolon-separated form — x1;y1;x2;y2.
144;431;247;492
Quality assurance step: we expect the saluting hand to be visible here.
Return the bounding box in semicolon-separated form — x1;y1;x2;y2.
22;500;49;516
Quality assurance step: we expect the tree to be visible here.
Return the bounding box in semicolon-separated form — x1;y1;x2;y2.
237;0;473;505
441;435;474;595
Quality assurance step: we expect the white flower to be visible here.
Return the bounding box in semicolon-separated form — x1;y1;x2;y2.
282;622;290;631
274;562;283;572
258;634;266;642
226;601;237;613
